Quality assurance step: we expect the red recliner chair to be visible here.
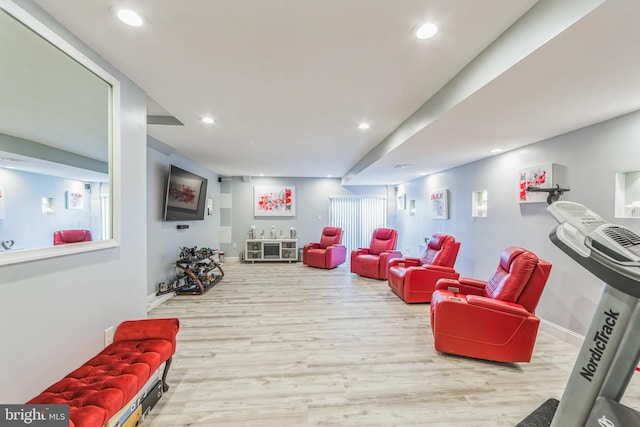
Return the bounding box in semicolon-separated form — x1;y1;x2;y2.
303;226;346;269
350;228;401;280
388;234;461;303
53;229;93;245
430;246;552;363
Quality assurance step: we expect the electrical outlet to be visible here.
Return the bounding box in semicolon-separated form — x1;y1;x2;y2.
104;326;114;347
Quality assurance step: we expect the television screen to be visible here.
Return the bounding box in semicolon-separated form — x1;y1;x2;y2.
163;165;208;221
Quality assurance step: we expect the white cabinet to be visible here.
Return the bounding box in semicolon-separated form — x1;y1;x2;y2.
244;239;298;263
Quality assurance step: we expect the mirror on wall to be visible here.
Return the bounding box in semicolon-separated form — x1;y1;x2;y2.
0;1;120;265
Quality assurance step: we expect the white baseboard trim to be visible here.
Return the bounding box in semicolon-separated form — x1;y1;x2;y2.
147;292;174;312
539;318;585;348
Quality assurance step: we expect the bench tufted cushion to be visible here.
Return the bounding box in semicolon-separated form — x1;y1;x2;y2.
28;318;179;427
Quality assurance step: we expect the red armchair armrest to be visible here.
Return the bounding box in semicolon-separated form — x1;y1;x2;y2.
423;265;457;274
436;277;486;295
326;244;347;261
376;250;402;279
466;295;530;317
305;242;321;250
388;257;421;268
379;250;403;265
380;250;402;258
327;244;347;253
405;265;459;288
459;278;488;289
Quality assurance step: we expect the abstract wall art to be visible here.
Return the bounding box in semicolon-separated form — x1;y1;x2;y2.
254;186;296;216
66;190;84;210
519;164;553;203
431;189;449;219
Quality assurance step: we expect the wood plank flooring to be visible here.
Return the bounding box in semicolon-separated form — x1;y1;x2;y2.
147;260;640;426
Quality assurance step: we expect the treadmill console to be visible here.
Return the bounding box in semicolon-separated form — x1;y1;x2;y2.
548;201;640;297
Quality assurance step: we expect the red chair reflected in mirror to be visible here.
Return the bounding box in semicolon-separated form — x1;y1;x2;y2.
53;229;93;245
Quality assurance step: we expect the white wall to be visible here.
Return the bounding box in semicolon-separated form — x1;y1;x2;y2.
146;146;221;297
0;1;148;402
228;176;388;258
396;110;640;338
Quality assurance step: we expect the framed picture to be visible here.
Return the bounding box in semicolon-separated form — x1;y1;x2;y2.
431;189;449;219
519;163;553;203
66;191;84;210
254;186;296;216
397;193;406;210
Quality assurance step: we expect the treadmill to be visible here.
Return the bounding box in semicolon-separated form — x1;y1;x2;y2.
541;201;640;426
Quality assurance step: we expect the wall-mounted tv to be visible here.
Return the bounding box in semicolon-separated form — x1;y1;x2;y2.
163;165;208;221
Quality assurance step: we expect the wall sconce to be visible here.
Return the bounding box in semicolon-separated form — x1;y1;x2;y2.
409;199;416;216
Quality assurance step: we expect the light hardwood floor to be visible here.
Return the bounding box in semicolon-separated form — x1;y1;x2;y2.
147;260;640;426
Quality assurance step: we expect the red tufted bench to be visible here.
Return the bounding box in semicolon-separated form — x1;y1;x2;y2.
28;318;180;427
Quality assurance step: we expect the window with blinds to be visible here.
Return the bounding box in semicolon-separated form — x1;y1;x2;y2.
329;195;387;255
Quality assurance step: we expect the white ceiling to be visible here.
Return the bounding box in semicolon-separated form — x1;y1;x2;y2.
31;0;640;185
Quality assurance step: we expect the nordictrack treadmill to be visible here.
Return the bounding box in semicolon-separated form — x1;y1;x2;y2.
542;201;640;426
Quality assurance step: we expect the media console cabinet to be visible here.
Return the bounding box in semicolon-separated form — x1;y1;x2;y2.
245;239;298;263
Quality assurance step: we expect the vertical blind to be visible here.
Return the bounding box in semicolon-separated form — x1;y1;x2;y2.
329;195;387;255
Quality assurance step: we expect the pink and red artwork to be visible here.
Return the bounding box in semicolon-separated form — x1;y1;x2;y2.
254;186;296;216
430;189;449;219
519;164;553;203
66;190;84;210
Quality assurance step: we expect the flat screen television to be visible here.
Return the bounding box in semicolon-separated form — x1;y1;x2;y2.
163;165;208;221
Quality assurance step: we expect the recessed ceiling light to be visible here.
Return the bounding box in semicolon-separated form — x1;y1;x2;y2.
392;164;410;169
415;22;438;39
358;122;370;130
327;174;332;178
490;148;503;153
259;173;265;176
116;9;144;27
201;116;215;124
